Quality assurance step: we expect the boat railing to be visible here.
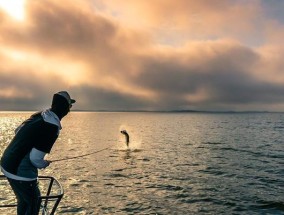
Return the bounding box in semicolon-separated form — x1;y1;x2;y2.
0;175;64;215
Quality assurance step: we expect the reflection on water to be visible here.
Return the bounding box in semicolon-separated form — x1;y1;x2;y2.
117;148;143;161
0;112;284;214
123;149;131;160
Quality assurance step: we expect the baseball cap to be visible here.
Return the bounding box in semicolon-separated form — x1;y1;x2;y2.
55;91;76;105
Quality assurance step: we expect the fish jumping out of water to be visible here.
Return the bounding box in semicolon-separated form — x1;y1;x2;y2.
121;130;130;148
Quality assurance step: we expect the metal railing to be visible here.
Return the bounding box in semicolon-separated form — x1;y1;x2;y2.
0;175;64;215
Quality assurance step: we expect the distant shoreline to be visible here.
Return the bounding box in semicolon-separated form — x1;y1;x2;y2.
74;109;282;113
1;110;282;114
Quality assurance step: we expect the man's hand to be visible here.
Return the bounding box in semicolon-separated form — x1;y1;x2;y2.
42;160;52;169
46;160;52;165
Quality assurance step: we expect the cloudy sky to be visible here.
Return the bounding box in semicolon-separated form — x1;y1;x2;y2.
0;0;284;111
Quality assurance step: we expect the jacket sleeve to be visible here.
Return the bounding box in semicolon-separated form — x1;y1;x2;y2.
29;148;49;169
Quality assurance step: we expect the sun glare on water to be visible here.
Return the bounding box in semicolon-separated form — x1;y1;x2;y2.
0;0;26;21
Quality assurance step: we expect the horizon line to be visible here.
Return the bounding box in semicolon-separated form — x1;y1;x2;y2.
0;110;283;113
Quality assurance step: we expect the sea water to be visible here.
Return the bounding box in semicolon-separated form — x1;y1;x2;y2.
0;112;283;214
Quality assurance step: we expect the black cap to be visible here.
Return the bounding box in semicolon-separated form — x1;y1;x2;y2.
55;91;76;105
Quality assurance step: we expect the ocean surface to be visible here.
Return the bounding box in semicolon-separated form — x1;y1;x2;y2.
0;112;283;215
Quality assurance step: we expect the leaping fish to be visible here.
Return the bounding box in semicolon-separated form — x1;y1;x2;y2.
120;130;129;148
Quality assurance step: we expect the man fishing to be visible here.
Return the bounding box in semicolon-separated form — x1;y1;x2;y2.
121;130;130;148
0;91;75;215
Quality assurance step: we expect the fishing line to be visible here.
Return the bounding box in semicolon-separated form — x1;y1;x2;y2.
51;146;112;162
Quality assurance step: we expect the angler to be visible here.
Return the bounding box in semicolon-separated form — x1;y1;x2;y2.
0;91;75;215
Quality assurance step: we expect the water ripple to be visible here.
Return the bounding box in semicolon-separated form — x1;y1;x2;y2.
1;112;283;215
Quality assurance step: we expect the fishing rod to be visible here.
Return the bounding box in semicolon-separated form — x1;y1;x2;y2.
51;146;112;162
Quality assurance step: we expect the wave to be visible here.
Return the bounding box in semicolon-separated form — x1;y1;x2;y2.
254;200;284;211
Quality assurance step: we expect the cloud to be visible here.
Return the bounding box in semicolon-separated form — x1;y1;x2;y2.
0;50;70;110
0;0;284;111
130;40;284;110
72;85;154;111
98;0;266;44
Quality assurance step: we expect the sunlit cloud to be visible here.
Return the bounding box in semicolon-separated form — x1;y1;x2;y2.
0;0;26;21
96;0;266;45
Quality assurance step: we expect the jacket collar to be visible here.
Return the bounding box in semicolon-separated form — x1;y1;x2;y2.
41;109;62;130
